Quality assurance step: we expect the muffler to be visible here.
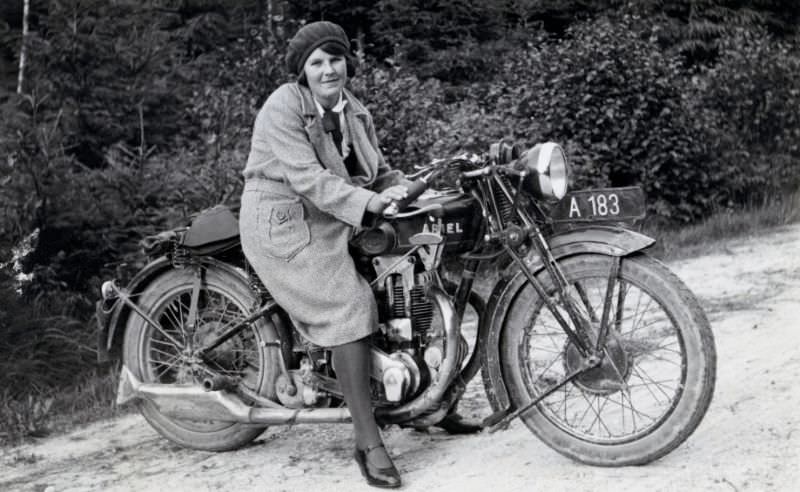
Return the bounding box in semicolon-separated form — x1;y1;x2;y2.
117;366;351;424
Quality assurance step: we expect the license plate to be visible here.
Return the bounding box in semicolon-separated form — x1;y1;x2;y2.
550;187;646;223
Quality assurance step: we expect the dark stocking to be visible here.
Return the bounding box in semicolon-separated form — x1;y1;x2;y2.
333;337;392;468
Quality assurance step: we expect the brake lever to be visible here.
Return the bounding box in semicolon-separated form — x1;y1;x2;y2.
405;168;430;180
408;156;449;179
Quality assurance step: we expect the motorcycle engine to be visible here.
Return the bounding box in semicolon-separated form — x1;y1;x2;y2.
369;254;453;404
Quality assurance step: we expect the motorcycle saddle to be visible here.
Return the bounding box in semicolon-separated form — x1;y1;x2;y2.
182;205;240;255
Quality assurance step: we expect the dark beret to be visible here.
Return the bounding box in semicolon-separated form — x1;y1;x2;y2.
285;21;350;76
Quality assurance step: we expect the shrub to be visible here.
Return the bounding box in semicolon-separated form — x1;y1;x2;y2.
690;30;800;206
472;16;722;222
350;66;448;170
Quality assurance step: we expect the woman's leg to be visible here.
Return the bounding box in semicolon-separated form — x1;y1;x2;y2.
332;337;393;467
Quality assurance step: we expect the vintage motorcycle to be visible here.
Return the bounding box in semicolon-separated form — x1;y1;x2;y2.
97;141;716;466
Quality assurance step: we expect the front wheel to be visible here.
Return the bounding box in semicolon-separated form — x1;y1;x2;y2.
501;253;716;466
122;266;280;451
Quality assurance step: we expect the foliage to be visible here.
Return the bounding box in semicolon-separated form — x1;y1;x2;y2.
0;1;281;294
288;0;509;81
357;13;800;222
687;30;800;205
0;1;279;427
285;0;374;41
507;16;719;222
630;0;800;63
0;391;53;444
350;67;448;169
286;0;800;76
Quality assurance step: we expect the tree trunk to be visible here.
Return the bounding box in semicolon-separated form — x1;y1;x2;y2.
16;0;29;94
266;0;273;37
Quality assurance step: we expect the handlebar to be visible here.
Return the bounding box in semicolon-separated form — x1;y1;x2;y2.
381;153;484;218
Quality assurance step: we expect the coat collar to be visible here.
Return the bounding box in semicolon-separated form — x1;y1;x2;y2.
295;82;368;120
294;83;376;183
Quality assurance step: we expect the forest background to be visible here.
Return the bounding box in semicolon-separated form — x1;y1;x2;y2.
0;0;799;442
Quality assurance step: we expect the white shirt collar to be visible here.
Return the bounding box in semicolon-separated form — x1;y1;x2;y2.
313;92;347;117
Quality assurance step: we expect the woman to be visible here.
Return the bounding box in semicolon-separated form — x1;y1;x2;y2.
239;21;408;488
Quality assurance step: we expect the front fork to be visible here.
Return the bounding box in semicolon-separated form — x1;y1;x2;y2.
483;234;624;431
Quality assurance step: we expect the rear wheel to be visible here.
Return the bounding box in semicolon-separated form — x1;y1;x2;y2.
123;266;279;451
501;253;716;466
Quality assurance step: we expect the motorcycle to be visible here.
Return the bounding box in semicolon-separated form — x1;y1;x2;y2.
96;141;716;466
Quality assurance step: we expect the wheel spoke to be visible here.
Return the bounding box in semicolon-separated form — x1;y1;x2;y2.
635;351;682;366
592;396;614;437
161;297;191;344
150;352;181;368
628;296;657;337
150;336;182;351
619;388;658;424
149;346;180;359
153;355;183;380
631;364;675;402
568;392;612;437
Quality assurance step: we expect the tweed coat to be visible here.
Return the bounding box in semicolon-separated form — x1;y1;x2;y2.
239;82;407;347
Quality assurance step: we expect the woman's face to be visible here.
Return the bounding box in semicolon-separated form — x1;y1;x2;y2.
303;47;347;108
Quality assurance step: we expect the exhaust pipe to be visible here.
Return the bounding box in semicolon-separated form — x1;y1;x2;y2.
117;366;351;424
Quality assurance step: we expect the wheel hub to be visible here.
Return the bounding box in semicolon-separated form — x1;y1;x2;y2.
564;332;631;395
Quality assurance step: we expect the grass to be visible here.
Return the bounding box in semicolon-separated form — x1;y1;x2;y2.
45;364;125;431
0;364;124;447
1;190;798;449
643;189;800;261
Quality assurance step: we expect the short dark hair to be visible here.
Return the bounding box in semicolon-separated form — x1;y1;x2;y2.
297;42;357;86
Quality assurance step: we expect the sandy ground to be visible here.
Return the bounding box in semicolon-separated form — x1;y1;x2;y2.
1;224;799;492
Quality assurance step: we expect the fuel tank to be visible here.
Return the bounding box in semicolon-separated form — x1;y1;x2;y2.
351;190;482;257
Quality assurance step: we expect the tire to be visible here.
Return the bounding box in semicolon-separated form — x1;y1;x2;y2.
500;253;716;466
123;266;280;452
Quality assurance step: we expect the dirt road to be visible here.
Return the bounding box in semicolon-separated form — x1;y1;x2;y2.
2;224;799;492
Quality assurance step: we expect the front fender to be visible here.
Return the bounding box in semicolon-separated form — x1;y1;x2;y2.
479;225;655;413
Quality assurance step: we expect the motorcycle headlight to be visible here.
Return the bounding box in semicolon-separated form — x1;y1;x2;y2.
514;142;570;200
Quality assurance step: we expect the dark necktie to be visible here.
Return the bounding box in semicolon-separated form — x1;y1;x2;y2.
322;109;343;155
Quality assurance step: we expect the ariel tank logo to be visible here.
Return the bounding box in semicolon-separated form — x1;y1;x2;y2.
422;221;463;234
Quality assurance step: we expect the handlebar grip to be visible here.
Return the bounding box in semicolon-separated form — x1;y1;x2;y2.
397;179;429;209
383;179;429;218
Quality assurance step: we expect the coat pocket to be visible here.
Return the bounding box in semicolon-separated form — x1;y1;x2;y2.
258;197;310;260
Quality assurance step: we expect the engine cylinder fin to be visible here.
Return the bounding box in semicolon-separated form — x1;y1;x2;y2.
410;286;434;332
391;279;406;318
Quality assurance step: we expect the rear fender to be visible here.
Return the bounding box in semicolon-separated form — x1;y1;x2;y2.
479;226;655;413
101;257;253;359
101;256;173;359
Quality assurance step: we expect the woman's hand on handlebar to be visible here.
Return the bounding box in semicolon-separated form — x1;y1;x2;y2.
366;185;409;213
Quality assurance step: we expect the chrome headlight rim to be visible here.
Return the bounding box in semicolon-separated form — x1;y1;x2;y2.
515;142;570;201
534;142;569;200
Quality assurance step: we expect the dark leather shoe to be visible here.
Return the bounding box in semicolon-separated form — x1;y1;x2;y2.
354;444;402;489
435;412;484;435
